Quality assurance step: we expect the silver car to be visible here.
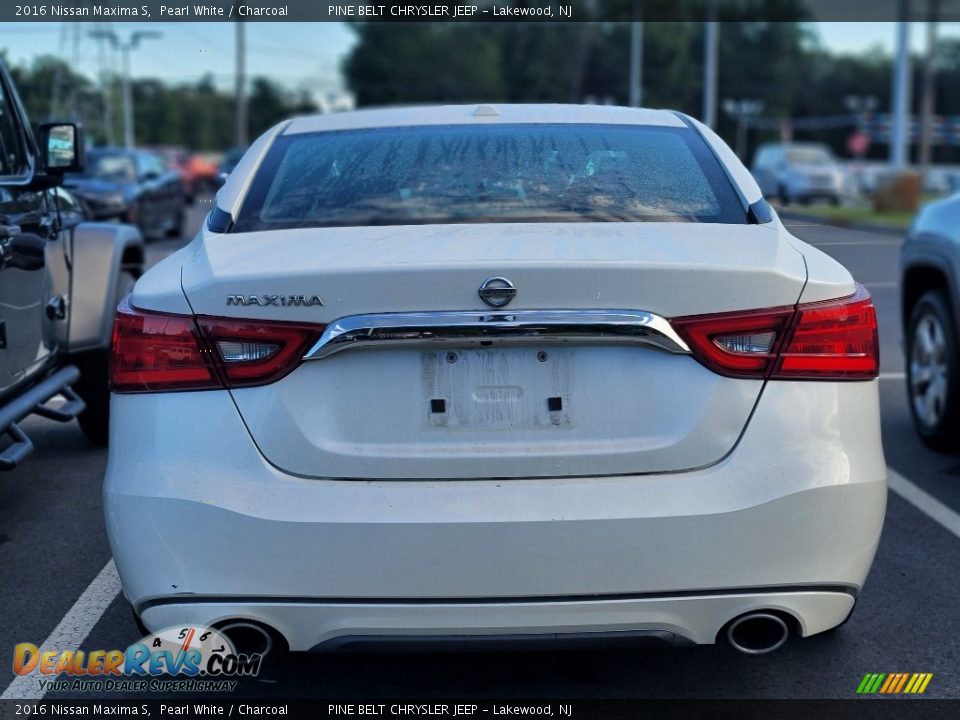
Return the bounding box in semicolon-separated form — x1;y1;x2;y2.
753;142;843;206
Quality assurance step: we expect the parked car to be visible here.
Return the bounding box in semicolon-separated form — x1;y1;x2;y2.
149;145;195;205
0;60;144;459
900;194;960;450
752;142;843;206
215;147;246;187
106;105;885;656
63;148;186;240
184;152;221;194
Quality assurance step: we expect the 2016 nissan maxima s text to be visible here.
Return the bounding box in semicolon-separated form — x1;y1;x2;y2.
105;105;886;655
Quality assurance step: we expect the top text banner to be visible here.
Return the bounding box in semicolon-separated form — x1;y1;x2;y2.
4;0;960;23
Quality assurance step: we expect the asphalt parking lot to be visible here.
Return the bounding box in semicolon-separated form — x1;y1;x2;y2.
1;206;959;701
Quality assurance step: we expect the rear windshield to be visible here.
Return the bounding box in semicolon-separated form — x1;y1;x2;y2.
232;123;747;232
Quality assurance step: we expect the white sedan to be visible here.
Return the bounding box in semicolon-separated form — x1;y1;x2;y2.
105;104;886;656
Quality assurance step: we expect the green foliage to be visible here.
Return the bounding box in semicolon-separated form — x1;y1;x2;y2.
341;3;960;162
6;54;317;150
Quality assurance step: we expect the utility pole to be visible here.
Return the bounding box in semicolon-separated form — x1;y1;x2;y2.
235;22;248;147
919;0;940;182
702;1;719;129
92;24;115;145
89;29;161;148
628;0;643;107
890;2;912;169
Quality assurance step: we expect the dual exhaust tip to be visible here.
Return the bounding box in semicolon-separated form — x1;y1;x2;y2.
216;612;792;656
725;612;791;655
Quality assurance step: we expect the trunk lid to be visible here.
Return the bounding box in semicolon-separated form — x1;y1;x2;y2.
176;222;807;479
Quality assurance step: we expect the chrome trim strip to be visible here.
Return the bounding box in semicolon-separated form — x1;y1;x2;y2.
303;310;691;360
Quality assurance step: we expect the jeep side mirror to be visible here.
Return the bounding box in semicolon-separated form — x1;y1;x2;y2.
39;122;85;174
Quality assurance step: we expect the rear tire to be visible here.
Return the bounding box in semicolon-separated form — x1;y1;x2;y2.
73;271;137;446
907;290;960;452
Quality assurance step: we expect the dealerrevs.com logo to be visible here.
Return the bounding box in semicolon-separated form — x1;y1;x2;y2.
12;625;263;693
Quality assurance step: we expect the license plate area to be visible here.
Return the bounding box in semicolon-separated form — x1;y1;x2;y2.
422;348;572;429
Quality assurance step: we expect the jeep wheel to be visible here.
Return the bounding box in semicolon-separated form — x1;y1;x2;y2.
73;271;136;446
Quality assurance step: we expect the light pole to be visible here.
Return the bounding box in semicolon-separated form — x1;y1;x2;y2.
723;99;764;161
236;22;248;148
890;6;912;169
702;1;718;129
88;29;162;148
919;0;941;182
628;0;643;107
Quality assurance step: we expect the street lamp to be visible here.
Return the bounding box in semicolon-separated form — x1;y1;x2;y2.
722;98;764;160
88;29;162;148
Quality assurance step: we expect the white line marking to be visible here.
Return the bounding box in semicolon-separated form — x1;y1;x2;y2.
806;240;902;247
880;372;906;380
888;468;960;542
0;560;121;700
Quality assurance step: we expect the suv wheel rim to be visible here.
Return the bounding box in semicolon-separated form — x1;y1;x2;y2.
911;313;949;428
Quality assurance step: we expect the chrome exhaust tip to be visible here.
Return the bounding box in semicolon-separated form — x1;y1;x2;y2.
725;612;790;655
215;620;276;657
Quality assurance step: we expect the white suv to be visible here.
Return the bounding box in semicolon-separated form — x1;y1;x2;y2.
105;105;886;656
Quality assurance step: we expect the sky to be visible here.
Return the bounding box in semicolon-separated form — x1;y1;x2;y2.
0;22;357;95
0;21;956;95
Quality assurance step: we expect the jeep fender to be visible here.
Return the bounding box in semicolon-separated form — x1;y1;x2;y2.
67;222;144;353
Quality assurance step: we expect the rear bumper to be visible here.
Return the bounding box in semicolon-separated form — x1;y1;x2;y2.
138;591;855;652
104;380;886;650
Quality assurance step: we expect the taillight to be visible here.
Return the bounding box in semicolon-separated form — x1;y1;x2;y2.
111;297;323;392
672;285;878;381
195;316;320;387
774;286;879;379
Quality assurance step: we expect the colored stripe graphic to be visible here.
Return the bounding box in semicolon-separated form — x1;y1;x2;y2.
858;673;932;694
879;674;896;693
857;673;885;694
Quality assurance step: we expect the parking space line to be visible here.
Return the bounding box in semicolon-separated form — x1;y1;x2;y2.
804;240;902;247
0;560;121;700
888;468;960;542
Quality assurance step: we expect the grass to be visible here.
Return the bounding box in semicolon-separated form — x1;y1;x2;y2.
779;202;916;231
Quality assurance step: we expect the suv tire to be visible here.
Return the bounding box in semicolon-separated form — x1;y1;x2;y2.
907;289;960;452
